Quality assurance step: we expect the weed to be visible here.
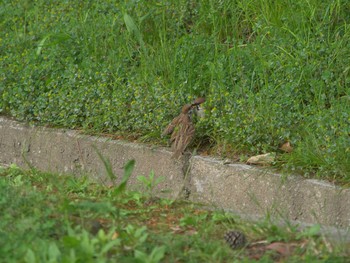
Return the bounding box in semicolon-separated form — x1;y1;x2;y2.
1;0;349;181
0;165;348;262
137;171;165;197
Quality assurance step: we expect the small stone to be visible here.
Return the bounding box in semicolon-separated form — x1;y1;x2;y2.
246;152;276;165
222;158;231;165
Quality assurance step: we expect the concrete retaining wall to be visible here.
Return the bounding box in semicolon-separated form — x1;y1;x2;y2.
1;116;349;231
189;156;350;228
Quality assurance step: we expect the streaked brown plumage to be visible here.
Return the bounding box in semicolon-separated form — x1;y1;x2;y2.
162;97;205;158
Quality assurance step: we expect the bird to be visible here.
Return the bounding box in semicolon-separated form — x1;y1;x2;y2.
191;97;206;119
162;97;205;159
191;97;206;106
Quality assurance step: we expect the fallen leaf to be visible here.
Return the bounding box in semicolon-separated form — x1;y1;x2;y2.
170;226;197;235
279;141;293;153
111;232;119;240
266;242;295;256
170;225;183;234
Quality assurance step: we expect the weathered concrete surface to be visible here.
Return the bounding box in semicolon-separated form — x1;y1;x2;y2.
189;156;350;228
0;117;185;198
0;116;350;231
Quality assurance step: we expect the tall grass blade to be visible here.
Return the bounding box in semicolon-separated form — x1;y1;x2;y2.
93;145;116;181
123;13;147;54
114;159;135;195
36;35;50;55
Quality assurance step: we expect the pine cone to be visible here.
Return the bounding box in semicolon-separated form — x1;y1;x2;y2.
224;230;247;249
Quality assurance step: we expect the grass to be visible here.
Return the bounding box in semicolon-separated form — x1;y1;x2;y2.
0;0;349;182
0;163;349;262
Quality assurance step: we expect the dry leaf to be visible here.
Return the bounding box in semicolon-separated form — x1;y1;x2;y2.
112;232;119;240
170;226;197;235
170;225;184;234
266;242;295;256
279;141;293;153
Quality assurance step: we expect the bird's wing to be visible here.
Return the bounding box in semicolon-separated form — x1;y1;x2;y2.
172;116;195;159
162;115;180;136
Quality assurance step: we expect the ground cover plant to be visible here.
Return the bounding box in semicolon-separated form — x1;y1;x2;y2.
1;0;349;182
0;163;349;262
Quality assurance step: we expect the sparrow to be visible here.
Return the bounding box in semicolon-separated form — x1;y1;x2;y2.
191;97;206;119
162;97;205;159
191;97;206;106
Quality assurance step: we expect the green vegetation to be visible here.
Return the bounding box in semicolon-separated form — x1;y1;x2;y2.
0;0;349;181
0;164;348;262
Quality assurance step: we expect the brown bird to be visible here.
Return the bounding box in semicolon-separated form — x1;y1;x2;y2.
191;97;206;106
191;97;206;119
162;97;205;159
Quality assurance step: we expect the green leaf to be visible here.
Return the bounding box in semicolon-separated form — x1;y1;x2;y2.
36;35;50;55
24;249;36;263
123;13;147;54
134;246;166;263
100;239;121;254
134;250;147;262
48;242;61;262
62;236;80;248
73;200;116;214
123;13;139;37
150;246;166;263
114;159;135;195
93;145;116;181
297;224;321;239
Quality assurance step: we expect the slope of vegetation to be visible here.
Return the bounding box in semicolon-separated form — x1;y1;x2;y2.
1;0;349;181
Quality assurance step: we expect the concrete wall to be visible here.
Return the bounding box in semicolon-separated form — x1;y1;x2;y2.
189;156;350;228
1;116;349;231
